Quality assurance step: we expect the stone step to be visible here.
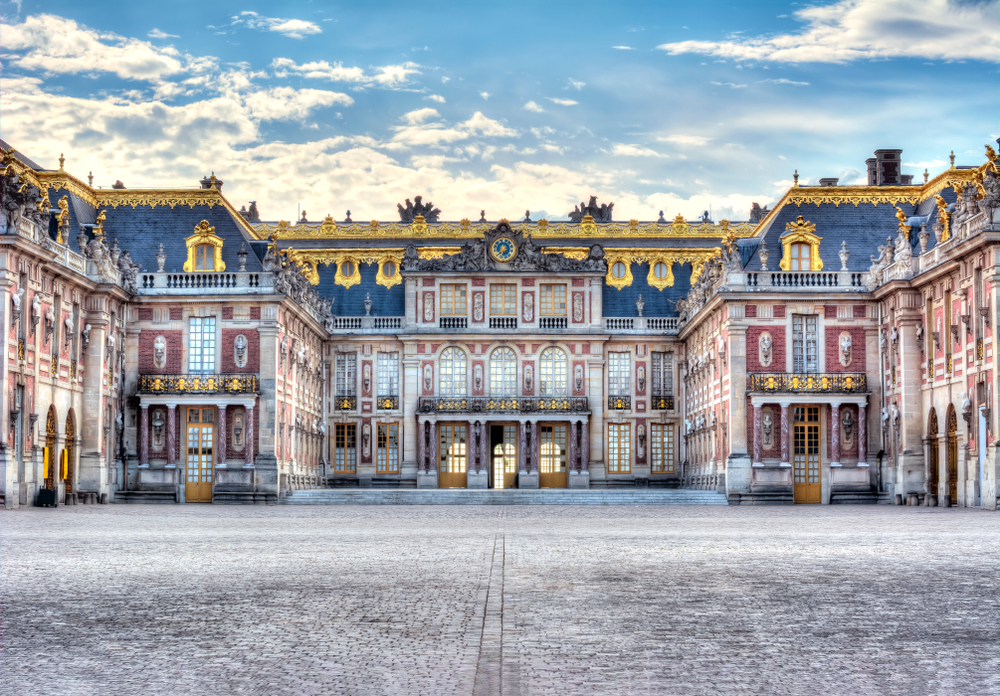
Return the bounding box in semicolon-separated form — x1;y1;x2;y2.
279;489;729;506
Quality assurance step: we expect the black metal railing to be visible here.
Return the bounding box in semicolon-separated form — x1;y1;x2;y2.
417;396;589;414
377;395;399;410
748;372;867;393
335;395;357;411
139;374;260;395
608;395;631;410
651;394;674;410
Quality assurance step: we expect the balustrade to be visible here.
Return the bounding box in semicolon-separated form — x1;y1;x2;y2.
748;372;867;394
417;396;589;414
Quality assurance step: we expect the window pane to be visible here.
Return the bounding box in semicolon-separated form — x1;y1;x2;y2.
439;348;467;396
377;423;399;473
377;352;399;397
490;347;516;395
336;354;356;396
540;348;567;396
609;352;630;396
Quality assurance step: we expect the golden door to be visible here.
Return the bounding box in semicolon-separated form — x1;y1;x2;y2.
185;408;214;503
538;424;568;488
491;424;518;489
793;406;821;503
438;424;468;488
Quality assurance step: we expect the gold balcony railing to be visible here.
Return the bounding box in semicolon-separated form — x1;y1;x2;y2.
418;396;589;414
139;374;259;395
748;373;867;394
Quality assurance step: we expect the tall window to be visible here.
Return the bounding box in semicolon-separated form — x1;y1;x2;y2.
792;315;818;373
376;423;399;474
651;423;675;474
539;347;567;396
439;347;467;396
440;284;467;316
540;285;567;316
439;424;467;473
188;317;216;373
490;347;517;396
789;243;810;271
608;423;631;473
377;352;399;398
490;284;517;316
194;244;215;271
335;354;356;397
651;352;673;396
608;352;631;395
334;423;357;473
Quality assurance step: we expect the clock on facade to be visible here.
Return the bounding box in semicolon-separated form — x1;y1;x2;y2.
490;237;517;262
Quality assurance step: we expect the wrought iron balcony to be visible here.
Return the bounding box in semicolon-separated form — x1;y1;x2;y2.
334;395;357;411
418;396;589;414
748;372;867;394
651;394;675;410
608;395;631;410
139;374;260;395
377;395;399;410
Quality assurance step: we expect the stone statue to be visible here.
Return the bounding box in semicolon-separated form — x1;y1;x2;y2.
762;411;773;447
569;196;614;223
685;418;692;434
156;244;166;272
839;241;850;270
474;364;483;392
758;242;770;271
363;422;371;458
637;365;645;393
575;364;583;392
363;363;371;394
636;294;644;317
842;410;853;443
524;364;533;392
637;423;646;459
396;195;441;222
749;202;769;223
759;332;772;365
423;364;433;392
234;334;248;368
364;293;373;317
151;410;165;451
881;407;890;433
154;336;166;368
840;333;852;365
81;324;91;352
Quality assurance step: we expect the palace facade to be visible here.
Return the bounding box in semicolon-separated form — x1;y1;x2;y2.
1;138;998;508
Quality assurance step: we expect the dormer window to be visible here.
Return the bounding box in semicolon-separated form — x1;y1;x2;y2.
789;243;811;271
183;220;226;273
194;244;215;271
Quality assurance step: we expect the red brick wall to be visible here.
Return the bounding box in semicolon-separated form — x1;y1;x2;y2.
250;307;261;320
824;326;866;372
169;307;183;321
220;329;259;373
824;305;837;319
853;305;866;318
139;330;182;374
745;305;757;318
773;305;786;318
138;308;152;321
222;306;233;320
746;326;785;373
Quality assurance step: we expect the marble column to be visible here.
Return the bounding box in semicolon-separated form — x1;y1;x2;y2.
939;435;950;506
217;406;227;468
244;405;255;468
779;402;790;466
567;421;577;473
518;421;527;472
468;420;476;472
922;436;932;499
858;404;868;466
830;403;841;467
530;421;539;474
751;404;762;466
428;421;438;472
416;420;425;472
139;405;149;467
166;404;177;467
580;418;590;472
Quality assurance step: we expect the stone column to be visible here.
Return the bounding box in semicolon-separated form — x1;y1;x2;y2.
568;420;577;473
78;299;110;496
897;292;926;495
581;417;590;472
751;403;762;466
416;419;425;472
939;435;951;507
480;421;489;474
518;421;527;472
244;405;255;468
858;403;868;466
139;405;149;467
428;421;438;472
217;406;227;468
468;420;476;472
830;403;841;467
166;403;177;467
589;277;603;329
922;436;932;502
530;421;539;474
779;402;790;466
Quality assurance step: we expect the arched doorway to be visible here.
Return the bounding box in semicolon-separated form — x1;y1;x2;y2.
64;410;76;501
43;406;57;490
928;409;939;499
946;405;958;504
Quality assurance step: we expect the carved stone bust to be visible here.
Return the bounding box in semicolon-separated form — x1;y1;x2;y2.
153;336;167;369
234;334;248;368
758;332;773;367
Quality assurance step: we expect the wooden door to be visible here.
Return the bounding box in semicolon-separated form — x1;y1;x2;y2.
538;424;568;488
947;407;958;502
793;406;821;503
491;424;518;489
438;423;467;488
185;408;214;503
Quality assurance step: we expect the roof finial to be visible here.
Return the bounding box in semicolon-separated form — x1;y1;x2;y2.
923;168;929;184
58;153;65;171
88;171;94;186
949;150;955;169
793;169;799;187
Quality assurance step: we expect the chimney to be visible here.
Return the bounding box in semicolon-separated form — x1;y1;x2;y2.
900;174;914;185
866;158;877;185
818;178;839;187
871;149;903;185
199;172;224;191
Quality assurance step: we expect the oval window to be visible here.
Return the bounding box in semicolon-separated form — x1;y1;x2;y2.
341;261;355;277
382;261;396;278
653;262;668;279
612;261;627;279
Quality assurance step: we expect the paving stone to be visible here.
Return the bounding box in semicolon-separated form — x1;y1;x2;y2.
1;505;997;695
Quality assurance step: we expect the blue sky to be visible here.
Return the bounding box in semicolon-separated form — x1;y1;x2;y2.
1;0;998;222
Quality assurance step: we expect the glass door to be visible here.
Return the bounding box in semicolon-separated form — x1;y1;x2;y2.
491;424;518;489
793;406;820;503
185;408;214;502
538;424;567;488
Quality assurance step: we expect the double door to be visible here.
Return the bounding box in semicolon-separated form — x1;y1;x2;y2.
490;424;518;489
793;406;821;503
538;424;568;489
186;408;214;503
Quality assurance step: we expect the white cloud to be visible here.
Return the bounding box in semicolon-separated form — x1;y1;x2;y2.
480;92;491;100
147;28;179;39
904;159;948;169
612;46;635;50
657;0;1000;63
231;11;322;39
566;79;586;90
391;111;517;147
611;144;667;157
242;86;352;121
425;94;446;103
546;98;578;106
760;78;810;86
710;81;747;88
270;57;421;88
524;101;546;113
658;134;712;146
401;108;440;125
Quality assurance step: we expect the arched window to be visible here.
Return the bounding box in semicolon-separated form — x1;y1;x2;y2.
439;347;467;396
539;347;567;396
194;244;215;271
490;347;517;396
789;243;810;271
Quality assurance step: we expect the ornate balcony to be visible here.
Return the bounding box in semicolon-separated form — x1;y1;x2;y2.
608;395;631;410
417;396;589;414
651;394;674;410
138;374;260;395
334;395;357;411
377;395;399;410
748;373;867;394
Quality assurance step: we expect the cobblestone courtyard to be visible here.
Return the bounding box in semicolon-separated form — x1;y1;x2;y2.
2;505;997;696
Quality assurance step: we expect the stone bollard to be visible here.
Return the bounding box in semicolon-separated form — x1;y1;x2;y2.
100;492;108;504
895;493;903;505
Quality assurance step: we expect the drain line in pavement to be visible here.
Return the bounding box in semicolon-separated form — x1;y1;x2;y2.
473;509;506;696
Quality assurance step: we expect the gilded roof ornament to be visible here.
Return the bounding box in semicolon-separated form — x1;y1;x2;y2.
784;215;816;235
